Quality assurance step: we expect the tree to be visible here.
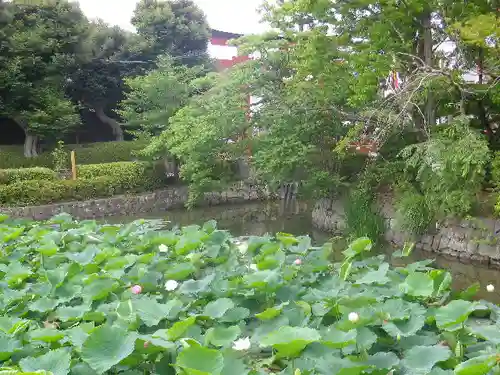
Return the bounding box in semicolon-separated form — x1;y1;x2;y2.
66;21;134;141
131;0;211;68
67;0;212;142
119;55;213;137
0;0;87;156
141;0;498;223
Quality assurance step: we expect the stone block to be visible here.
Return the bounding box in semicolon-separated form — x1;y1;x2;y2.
465;241;479;256
431;234;442;252
420;235;433;252
437;235;451;252
477;243;499;258
447;238;467;253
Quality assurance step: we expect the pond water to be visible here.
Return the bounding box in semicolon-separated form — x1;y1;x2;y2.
105;200;500;303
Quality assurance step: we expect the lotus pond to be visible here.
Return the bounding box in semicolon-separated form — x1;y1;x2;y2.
107;201;500;304
1;212;500;375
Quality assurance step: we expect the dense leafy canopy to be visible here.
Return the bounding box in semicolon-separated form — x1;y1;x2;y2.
130;0;499;229
0;0;210;154
0;214;499;375
0;0;87;156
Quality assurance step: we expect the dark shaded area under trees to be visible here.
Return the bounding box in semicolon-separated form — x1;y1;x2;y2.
0;0;212;156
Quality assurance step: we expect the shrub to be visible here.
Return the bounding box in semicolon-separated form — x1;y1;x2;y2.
491;151;500;188
51;140;67;172
395;187;434;234
0;163;169;206
71;140;148;165
0;145;53;169
344;186;385;244
0;177;121;206
0;141;148;169
78;161;167;191
0;167;58;185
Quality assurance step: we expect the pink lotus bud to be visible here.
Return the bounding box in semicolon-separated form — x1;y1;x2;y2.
131;285;142;294
294;258;302;265
144;341;150;348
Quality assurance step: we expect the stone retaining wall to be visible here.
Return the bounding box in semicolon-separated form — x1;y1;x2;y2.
0;183;273;220
312;196;500;267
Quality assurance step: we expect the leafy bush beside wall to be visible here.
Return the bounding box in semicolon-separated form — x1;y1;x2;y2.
0;177;120;206
0;161;170;207
78;161;167;191
0;141;148;169
0;167;58;185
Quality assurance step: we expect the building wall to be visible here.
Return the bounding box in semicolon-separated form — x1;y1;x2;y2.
208;31;250;71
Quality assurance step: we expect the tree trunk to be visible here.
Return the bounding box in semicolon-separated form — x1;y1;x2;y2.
12;117;39;158
23;134;39;158
95;106;124;141
173;157;180;180
422;11;435;127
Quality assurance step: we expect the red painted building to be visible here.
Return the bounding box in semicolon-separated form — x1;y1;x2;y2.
209;29;251;70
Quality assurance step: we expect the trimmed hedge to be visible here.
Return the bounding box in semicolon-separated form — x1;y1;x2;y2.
0;146;52;169
78;161;166;191
71;140;148;166
0;141;148;169
0;162;170;206
0;177;121;206
0;167;58;185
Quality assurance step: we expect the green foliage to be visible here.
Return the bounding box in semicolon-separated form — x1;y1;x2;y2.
119;56;212;137
0;162;168;206
70;141;148;166
144;63;258;205
0;146;53;169
394;186;434;235
398;117;490;223
491;152;500;217
0;167;57;185
0;177;119;206
491;152;500;190
0;141;147;169
344;163;402;243
134;0;498;223
344;186;386;245
0;217;496;375
78;161;167;191
51;141;67;173
131;0;210;67
0;0;86;149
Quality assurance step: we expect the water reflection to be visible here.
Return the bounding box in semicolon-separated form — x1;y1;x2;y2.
397;249;500;303
105;200;330;242
105;200;500;303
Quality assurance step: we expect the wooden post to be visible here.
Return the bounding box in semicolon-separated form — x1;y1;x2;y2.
70;150;77;180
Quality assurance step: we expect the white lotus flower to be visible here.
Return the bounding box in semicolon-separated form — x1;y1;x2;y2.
487;284;495;292
348;312;359;323
249;264;258;271
186;253;195;260
305;74;314;81
159;244;169;253
237;242;248;254
232;337;251;351
164;280;179;291
431;162;442;172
